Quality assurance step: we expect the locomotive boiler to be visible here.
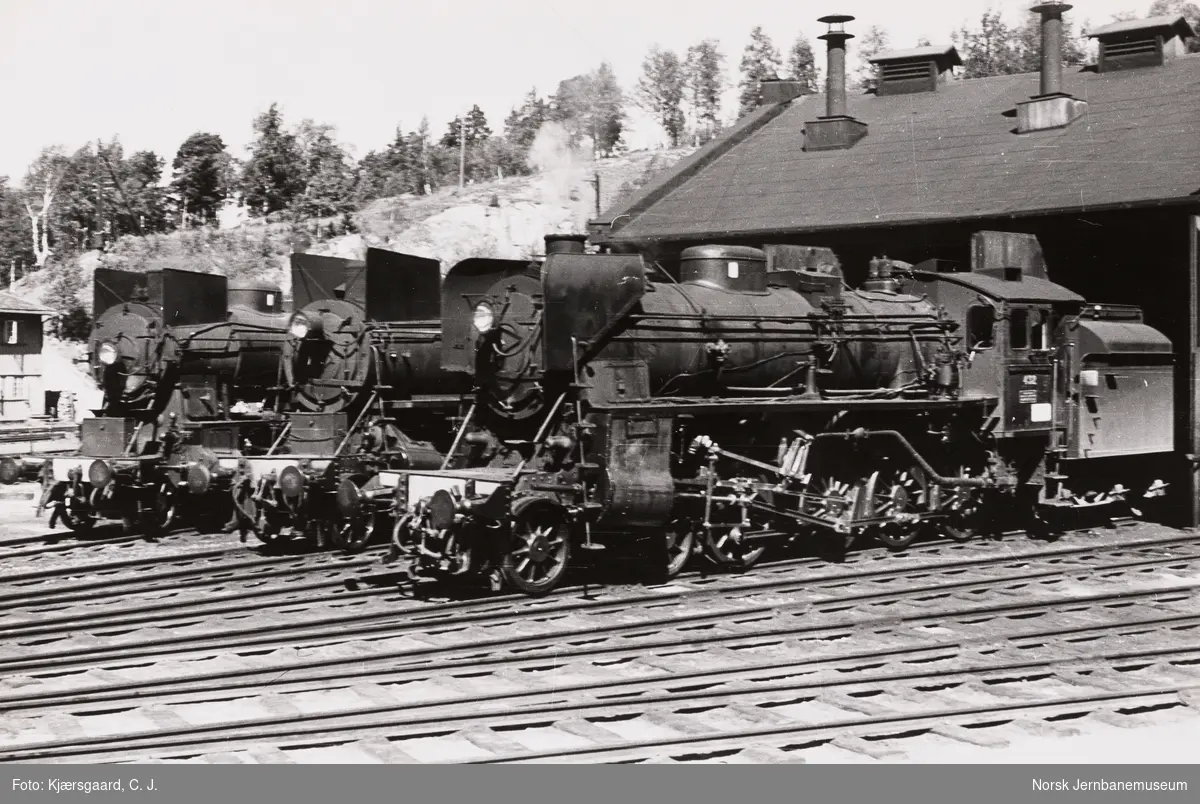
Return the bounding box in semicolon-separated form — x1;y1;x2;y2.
21;267;292;536
388;232;1177;595
207;248;471;550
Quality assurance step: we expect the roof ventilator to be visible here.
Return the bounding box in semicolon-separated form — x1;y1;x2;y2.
1016;2;1088;133
868;45;962;95
758;78;809;105
803;14;869;152
1087;14;1196;72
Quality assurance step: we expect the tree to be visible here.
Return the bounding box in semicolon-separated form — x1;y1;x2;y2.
1149;0;1200;52
240;103;305;216
118;150;170;234
683;40;725;144
589;63;626;157
853;25;892;88
43;258;90;339
636;45;686;147
550;63;625;158
0;178;34;284
1015;10;1087;72
505;88;549;151
737;26;782;117
787;33;819;92
409;117;434;194
22;147;69;268
295;122;355;218
172;133;232;227
953;11;1021;78
439;106;494;183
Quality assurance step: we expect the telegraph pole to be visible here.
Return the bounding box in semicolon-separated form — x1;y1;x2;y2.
458;115;466;189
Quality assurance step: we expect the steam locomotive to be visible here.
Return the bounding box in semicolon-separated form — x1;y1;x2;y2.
8;267;292;535
385;231;1174;595
188;248;470;550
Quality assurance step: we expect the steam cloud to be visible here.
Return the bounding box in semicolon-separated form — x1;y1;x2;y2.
527;122;595;233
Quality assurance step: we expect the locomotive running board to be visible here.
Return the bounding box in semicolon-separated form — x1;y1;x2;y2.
589;395;998;415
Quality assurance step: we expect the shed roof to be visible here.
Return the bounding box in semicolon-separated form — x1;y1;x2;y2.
593;54;1200;245
1087;14;1195;39
0;290;56;316
870;45;962;67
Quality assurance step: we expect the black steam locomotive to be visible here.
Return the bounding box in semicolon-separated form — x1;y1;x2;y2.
190;248;470;549
18;267;292;535
386;231;1174;595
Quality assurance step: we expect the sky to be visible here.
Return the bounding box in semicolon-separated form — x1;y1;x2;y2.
0;0;1154;181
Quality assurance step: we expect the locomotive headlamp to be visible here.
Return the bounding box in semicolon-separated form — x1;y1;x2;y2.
88;459;113;489
472;302;495;334
279;465;305;500
289;314;311;339
97;342;118;365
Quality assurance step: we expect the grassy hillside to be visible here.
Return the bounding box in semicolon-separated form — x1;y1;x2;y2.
13;144;694;310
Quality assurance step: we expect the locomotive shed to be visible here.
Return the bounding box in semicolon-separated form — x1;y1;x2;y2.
591;12;1200;525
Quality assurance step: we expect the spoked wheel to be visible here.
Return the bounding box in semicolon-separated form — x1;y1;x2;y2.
702;523;767;570
703;476;771;570
500;500;571;596
870;469;927;551
334;513;376;553
663;519;696;579
139;481;177;539
641;519;696;582
940;469;986;542
232;478;281;545
58;495;97;534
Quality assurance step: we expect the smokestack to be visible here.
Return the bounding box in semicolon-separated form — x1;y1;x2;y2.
544;233;588;256
1032;2;1069;96
1016;1;1087;132
818;14;854;118
804;13;868;152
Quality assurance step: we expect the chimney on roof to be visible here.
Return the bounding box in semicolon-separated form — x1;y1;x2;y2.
1087;14;1196;72
869;45;962;95
803;14;869;152
1015;2;1088;134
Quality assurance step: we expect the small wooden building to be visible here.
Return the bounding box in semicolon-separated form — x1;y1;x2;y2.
0;290;57;422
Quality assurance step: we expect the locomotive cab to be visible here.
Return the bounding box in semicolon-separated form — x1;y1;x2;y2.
909;243;1084;441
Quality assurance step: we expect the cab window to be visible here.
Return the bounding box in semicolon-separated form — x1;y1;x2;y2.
1010;308;1028;349
1029;309;1049;350
966;305;994;349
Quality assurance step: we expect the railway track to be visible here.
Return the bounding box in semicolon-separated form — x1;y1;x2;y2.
1;520;1195;764
3;530;1197;683
3;579;1196;763
2;530;1195;674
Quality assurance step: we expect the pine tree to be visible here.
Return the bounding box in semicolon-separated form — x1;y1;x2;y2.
853;25;891;89
172;133;231;227
684;40;726;144
738;26;783;116
295;123;355;218
953;12;1020;79
786;33;819;92
550;63;625;157
240;103;305;216
636;45;686;147
504;88;549;151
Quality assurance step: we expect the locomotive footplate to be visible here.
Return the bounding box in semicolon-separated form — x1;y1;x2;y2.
589;394;997;416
